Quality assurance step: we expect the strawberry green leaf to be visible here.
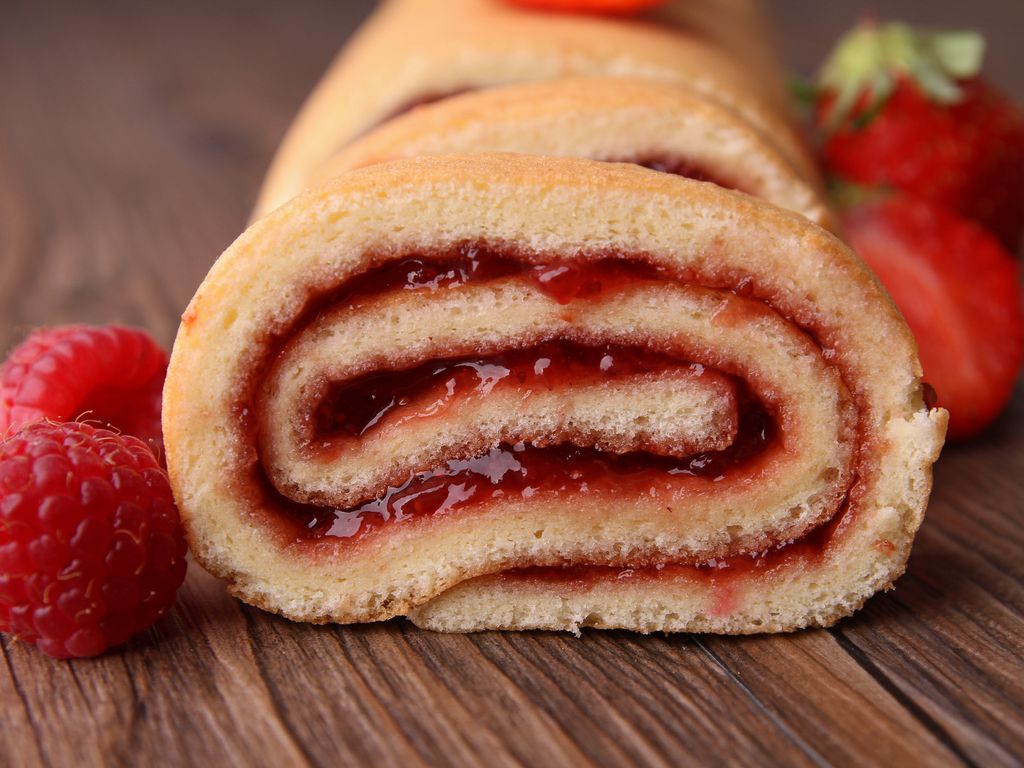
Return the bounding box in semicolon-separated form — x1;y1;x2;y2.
926;31;985;78
816;22;985;130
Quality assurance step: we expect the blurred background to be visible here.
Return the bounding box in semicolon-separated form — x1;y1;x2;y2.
0;0;1022;351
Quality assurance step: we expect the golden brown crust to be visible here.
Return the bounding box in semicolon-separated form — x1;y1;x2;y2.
313;76;828;227
253;0;796;217
165;155;946;633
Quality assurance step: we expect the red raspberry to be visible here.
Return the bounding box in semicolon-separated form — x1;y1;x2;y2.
0;421;187;658
0;325;167;457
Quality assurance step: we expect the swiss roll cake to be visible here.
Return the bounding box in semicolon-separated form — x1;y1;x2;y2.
313;76;828;228
164;155;947;633
253;0;794;218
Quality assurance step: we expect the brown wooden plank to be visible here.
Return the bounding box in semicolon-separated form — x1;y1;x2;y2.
2;627;138;766
0;639;47;768
3;570;830;768
468;631;824;766
2;567;314;767
829;394;1024;767
239;614;522;767
233;602;827;766
698;631;963;767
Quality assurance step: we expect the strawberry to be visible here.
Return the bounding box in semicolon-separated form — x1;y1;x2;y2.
500;0;666;14
841;195;1023;440
815;22;1024;252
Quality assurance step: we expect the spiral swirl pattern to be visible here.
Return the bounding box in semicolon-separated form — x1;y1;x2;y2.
165;155;946;632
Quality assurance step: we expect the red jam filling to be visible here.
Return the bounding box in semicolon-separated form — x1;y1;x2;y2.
635;157;739;192
239;243;857;573
278;382;773;542
313;341;695;441
329;250;666;310
377;90;471;126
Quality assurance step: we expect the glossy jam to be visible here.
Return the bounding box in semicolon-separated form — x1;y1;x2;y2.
313;341;690;440
284;388;773;542
328;249;665;310
254;250;781;544
237;244;857;571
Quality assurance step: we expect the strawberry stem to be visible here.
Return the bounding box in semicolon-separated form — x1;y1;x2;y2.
817;22;985;130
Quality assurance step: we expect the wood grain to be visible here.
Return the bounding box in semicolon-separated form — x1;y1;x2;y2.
1;1;1022;766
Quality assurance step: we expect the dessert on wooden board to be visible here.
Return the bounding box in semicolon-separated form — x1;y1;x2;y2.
7;0;1024;656
176;2;967;634
162;154;946;632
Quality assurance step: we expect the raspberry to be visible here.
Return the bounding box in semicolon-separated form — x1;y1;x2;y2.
0;421;187;658
0;325;167;458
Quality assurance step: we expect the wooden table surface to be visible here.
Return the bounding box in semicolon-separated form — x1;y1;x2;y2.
2;1;1022;766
